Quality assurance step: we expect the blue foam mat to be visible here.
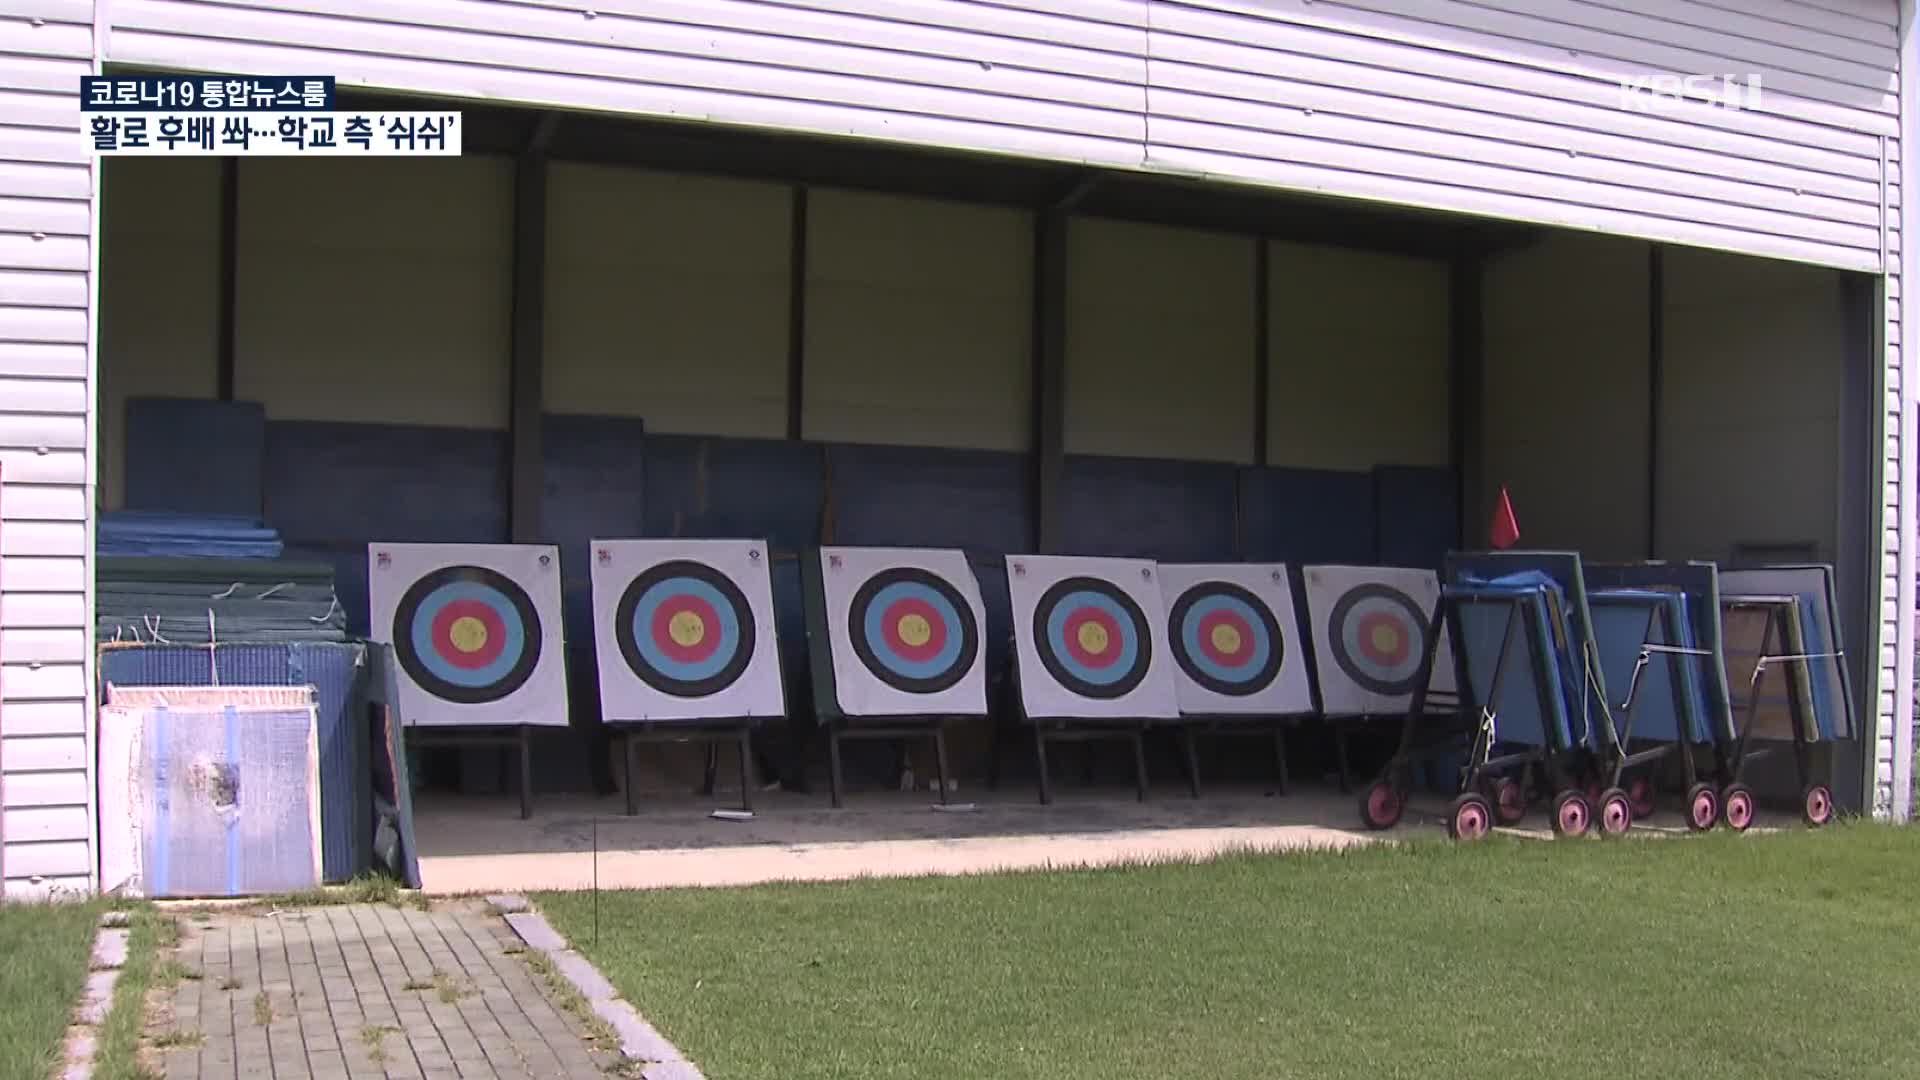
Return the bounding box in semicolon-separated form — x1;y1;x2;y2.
1240;467;1375;564
124;397;267;519
1060;455;1237;561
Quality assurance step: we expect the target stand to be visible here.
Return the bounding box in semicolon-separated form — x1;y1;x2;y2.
589;539;785;814
369;544;571;820
1159;564;1318;797
1006;555;1182;805
801;547;989;808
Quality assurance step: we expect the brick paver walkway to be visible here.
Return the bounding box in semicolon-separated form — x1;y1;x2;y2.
150;902;616;1079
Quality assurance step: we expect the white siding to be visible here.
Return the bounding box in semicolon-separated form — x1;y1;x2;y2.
1888;0;1914;822
102;0;1897;274
0;0;96;893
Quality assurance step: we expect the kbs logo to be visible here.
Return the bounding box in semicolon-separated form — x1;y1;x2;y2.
1618;73;1764;113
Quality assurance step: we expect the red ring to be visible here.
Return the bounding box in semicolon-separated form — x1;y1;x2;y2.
1063;607;1123;669
880;597;947;663
1196;609;1255;667
651;594;723;663
430;600;508;671
1356;610;1411;666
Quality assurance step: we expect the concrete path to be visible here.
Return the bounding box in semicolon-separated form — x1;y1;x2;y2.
149;902;618;1079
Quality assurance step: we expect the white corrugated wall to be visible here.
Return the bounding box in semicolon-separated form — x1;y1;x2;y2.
0;0;1909;868
0;0;98;896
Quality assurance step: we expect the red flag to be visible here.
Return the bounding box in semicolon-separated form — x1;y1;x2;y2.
1489;487;1521;550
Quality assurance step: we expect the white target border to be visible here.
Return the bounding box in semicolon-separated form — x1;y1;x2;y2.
1157;563;1316;717
1006;554;1181;721
818;546;989;718
368;542;570;729
589;538;786;723
1302;564;1457;716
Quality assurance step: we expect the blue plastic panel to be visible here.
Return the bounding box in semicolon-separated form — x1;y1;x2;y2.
1587;591;1712;745
1447;581;1575;750
826;442;1031;555
1239;467;1375;564
124;397;267;518
265;420;510;546
542;414;647;647
1372;466;1457;571
643;435;824;553
1059;455;1237;561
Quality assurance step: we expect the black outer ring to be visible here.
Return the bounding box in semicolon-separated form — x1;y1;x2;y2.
393;565;542;705
1326;583;1428;696
1032;576;1152;701
847;568;980;695
614;560;757;699
1167;581;1284;698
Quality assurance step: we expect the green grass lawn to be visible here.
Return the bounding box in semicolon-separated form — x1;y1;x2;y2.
539;825;1920;1080
0;900;101;1080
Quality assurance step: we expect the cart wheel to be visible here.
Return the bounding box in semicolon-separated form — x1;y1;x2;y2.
1721;784;1756;832
1684;783;1719;832
1551;790;1592;838
1359;781;1405;830
1598;788;1633;837
1626;775;1656;819
1448;792;1494;841
1488;777;1528;825
1802;784;1834;828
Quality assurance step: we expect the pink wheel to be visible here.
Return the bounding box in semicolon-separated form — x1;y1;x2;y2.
1598;788;1633;837
1552;790;1592;838
1490;777;1528;825
1448;793;1493;841
1685;783;1718;832
1627;776;1656;819
1803;784;1834;827
1722;784;1755;832
1359;781;1404;830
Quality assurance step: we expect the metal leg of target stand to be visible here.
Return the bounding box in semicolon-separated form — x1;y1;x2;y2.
1131;725;1150;803
1180;725;1201;799
827;723;847;810
932;721;952;807
517;725;532;821
1333;724;1354;793
623;733;638;817
1034;727;1053;806
736;725;754;813
1273;724;1291;796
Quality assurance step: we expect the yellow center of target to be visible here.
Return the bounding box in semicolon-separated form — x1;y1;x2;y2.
1370;624;1402;654
669;610;708;647
1076;621;1111;655
897;613;933;648
448;616;490;654
1210;623;1243;655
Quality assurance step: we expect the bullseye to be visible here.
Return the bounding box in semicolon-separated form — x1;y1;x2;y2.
1168;581;1282;698
1329;583;1429;696
1035;577;1151;700
849;568;978;695
393;565;541;705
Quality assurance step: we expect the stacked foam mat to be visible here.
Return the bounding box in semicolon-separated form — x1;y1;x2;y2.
97;556;348;645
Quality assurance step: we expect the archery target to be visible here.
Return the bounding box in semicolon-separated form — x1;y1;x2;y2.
368;543;568;728
1158;564;1314;716
1006;555;1179;720
591;539;784;722
1303;565;1457;716
817;547;987;717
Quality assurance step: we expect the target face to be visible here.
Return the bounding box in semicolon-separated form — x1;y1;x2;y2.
614;560;756;698
1327;583;1430;696
1033;576;1153;700
1167;581;1283;697
392;565;543;705
848;568;979;695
